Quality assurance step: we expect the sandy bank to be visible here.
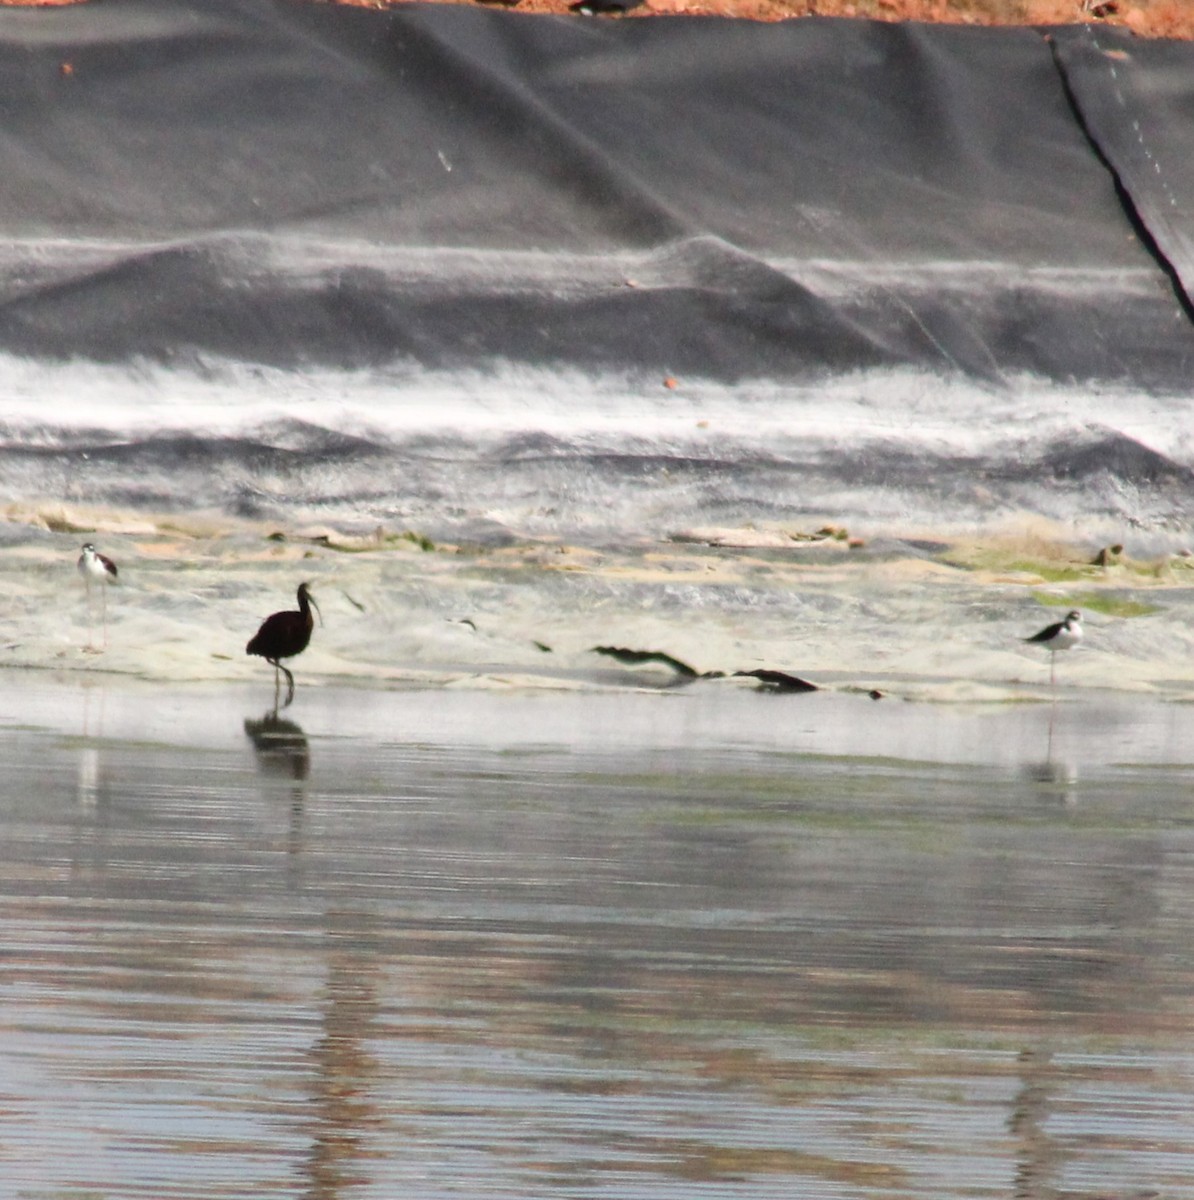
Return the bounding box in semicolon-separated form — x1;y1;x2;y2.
4;501;1194;702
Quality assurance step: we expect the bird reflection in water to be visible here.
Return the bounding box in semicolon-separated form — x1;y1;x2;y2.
1026;758;1079;805
242;706;379;1197
77;681;109;808
1010;1046;1065;1199
244;709;310;782
303;940;383;1198
1024;704;1079;805
77;746;102;808
245;709;310;863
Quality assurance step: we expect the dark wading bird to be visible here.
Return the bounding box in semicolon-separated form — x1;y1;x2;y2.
78;542;118;649
1024;609;1082;688
246;582;321;708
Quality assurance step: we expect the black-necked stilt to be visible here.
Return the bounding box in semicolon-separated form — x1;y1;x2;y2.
1024;609;1082;687
246;583;321;708
78;543;118;649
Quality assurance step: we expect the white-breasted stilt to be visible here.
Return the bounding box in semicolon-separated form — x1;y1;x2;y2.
78;542;118;649
246;583;321;708
1024;609;1082;688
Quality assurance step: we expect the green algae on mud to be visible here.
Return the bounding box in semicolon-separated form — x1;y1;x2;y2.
1029;589;1163;618
6;503;1194;694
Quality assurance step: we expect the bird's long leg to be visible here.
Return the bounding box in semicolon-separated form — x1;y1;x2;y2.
280;664;296;709
1050;651;1056;691
83;577;95;650
100;582;108;648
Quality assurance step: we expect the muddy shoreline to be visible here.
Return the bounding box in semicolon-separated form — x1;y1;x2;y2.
5;500;1194;700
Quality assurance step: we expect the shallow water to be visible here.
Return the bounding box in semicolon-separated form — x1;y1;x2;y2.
3;677;1194;1198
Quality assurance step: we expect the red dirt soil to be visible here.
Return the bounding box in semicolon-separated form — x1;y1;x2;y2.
2;0;1191;37
341;0;1194;38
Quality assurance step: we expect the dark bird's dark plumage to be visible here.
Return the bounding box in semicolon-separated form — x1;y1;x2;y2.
247;582;320;707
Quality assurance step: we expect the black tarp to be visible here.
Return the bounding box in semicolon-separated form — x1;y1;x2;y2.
1051;25;1194;312
1;0;1192;386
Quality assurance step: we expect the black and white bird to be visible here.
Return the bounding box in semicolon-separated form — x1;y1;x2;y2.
1024;609;1082;687
78;542;118;649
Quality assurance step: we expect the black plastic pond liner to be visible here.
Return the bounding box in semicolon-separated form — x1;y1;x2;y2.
1;0;1191;386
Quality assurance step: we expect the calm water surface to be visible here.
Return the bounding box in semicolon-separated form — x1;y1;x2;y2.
2;676;1194;1199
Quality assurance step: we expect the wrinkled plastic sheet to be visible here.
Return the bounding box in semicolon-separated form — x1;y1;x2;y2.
1051;26;1194;310
0;0;1192;386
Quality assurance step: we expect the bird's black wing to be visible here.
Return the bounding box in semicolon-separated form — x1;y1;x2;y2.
1024;620;1064;644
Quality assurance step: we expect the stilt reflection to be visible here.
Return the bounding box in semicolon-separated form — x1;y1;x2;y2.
77;682;109;808
1025;701;1079;805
